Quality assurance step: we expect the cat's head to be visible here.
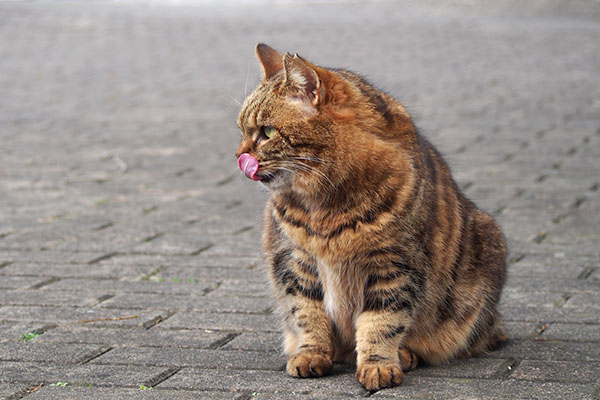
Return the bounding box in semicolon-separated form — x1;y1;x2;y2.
236;44;355;197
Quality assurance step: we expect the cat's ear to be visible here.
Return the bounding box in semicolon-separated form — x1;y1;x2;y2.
282;53;322;109
255;43;284;80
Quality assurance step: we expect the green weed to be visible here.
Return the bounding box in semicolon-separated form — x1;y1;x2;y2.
20;332;40;342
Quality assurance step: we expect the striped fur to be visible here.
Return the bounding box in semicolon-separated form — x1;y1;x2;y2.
236;44;507;392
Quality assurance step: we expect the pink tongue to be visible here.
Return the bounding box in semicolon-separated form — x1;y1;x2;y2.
238;153;262;181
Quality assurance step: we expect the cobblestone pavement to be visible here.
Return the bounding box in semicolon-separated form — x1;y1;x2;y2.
1;0;599;398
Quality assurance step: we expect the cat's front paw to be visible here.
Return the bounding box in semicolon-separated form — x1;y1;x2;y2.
286;351;333;378
356;362;403;392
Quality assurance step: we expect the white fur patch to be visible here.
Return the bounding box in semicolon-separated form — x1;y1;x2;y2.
287;97;317;117
289;69;307;87
317;259;363;349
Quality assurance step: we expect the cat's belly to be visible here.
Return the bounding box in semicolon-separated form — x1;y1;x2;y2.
317;259;365;351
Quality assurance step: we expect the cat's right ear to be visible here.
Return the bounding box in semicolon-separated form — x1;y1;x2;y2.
255;43;284;80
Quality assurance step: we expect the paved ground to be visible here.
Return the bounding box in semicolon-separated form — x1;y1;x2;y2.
1;0;599;398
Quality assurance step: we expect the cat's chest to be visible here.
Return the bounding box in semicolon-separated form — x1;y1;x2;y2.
315;258;364;345
275;207;371;345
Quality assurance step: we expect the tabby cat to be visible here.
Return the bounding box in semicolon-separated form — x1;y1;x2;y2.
235;44;507;392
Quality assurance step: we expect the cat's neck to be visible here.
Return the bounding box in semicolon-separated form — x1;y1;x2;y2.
274;166;388;213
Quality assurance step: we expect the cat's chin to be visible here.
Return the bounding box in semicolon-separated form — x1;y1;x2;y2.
259;171;293;191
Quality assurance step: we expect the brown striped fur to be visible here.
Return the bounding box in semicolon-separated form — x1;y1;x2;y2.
236;44;507;392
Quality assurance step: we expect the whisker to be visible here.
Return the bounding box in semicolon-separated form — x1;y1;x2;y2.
274;166;296;175
228;93;242;107
258;157;338;196
244;61;250;98
289;155;331;164
277;160;337;195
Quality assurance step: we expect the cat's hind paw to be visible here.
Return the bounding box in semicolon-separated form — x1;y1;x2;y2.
399;348;418;372
356;362;403;392
286;351;333;378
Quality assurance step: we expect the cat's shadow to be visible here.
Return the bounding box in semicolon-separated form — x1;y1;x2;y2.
330;362;355;377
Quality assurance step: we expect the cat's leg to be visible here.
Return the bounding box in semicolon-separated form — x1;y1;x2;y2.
354;264;417;391
355;310;412;391
284;295;334;378
273;256;334;378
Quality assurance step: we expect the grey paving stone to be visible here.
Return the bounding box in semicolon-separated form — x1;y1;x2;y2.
131;234;213;256
506;254;592;279
211;279;272;297
0;306;161;327
0;322;48;344
500;303;600;324
368;376;597;399
187;214;264;238
504;321;540;340
221;332;282;352
0;343;108;364
541;323;600;342
410;357;507;379
566;293;600;310
522;240;600;259
0;361;165;387
155;265;264;283
0;290;100;308
510;360;600;384
500;215;561;245
26;386;236;400
159;367;368;396
0;277;51;290
99;253;262;270
158;312;279;332
94;253;182;267
98;293;273;313
0;262;154;280
91;347;286;370
499;290;562;309
486;339;600;362
504;277;600;294
42;278;217;295
35;326;230;349
0;251;107;265
0;383;30;399
201;242;264;258
252;393;355;400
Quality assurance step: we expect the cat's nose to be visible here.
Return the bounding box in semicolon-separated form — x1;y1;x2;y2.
235;140;252;158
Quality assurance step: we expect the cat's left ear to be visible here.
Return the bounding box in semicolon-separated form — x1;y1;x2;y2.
283;53;322;109
256;43;284;80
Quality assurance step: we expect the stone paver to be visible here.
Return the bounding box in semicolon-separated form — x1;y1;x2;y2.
1;0;599;398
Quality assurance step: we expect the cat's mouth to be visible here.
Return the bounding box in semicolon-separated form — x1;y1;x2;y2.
257;172;278;183
238;153;262;181
238;153;286;184
257;173;272;183
238;153;292;189
258;167;292;190
256;167;283;183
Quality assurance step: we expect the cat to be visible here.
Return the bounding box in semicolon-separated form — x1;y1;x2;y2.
235;43;507;392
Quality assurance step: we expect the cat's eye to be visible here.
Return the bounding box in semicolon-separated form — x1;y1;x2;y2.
263;126;276;139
